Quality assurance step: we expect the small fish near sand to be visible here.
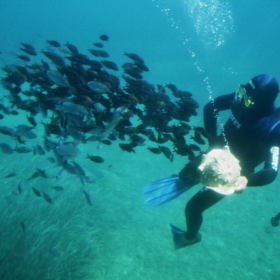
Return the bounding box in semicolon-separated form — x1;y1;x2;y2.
86;154;104;163
32;187;42;197
3;173;17;178
42;192;53;204
14;146;33;153
17;182;22;193
83;190;93;206
159;145;174;162
0;143;14;154
0;126;16;137
52;185;64;192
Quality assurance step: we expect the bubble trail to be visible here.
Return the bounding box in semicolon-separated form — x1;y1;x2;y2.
151;0;233;145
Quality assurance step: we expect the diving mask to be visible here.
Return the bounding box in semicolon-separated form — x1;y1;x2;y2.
236;85;254;108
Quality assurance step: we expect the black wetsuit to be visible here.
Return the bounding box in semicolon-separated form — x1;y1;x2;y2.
183;93;280;239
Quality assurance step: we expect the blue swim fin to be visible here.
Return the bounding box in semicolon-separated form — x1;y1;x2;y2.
170;223;186;235
170;223;201;249
143;176;194;207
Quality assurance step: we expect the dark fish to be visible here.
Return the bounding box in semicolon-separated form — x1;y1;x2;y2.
32;187;42;197
157;132;169;144
44;122;62;136
15;124;34;136
52;185;64;191
20;222;25;232
27;115;37;126
93;42;104;48
89;49;109;58
41;50;65;66
189;144;201;151
14;146;33;153
0;143;14;154
101;139;112;145
10;110;19;115
42;192;53;204
20;42;35;51
135;61;149;72
29;171;39;180
36;168;48;178
88;48;101;57
130;134;145;145
20;47;37;56
119;143;137;153
141;129;157;142
54;168;65;179
65;41;79;55
16;54;30;61
147;147;162;154
16;136;26;144
24;131;37;139
18;182;22;193
73;161;86;176
173;143;195;158
16;65;30;77
124;68;143;79
99;34;109;41
83;190;93;206
0;114;4;119
271;213;280;227
86;154;104;163
4;173;17;178
191;130;206;145
101;60;119;71
193;126;209;139
123;52;145;64
98;50;110;58
122;62;134;69
47;40;61;48
47;157;56;164
0;104;11;115
36;144;45;155
62;162;77;175
0;126;16;137
159;145;174;162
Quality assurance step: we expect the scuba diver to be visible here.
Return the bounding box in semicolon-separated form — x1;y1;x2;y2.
143;74;280;249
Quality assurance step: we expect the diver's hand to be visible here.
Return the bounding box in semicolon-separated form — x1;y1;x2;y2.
234;176;248;193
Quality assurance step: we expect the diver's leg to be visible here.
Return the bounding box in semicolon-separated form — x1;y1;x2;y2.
185;187;225;239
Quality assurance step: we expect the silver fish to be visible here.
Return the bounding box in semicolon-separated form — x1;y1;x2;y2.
55;139;80;158
87;81;109;93
47;70;70;87
56;101;89;117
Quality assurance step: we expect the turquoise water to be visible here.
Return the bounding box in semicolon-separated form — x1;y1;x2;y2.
0;0;280;279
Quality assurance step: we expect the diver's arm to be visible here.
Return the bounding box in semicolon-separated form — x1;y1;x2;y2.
203;93;235;145
246;146;279;186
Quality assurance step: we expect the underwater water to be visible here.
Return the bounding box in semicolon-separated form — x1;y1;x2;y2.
0;0;280;279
